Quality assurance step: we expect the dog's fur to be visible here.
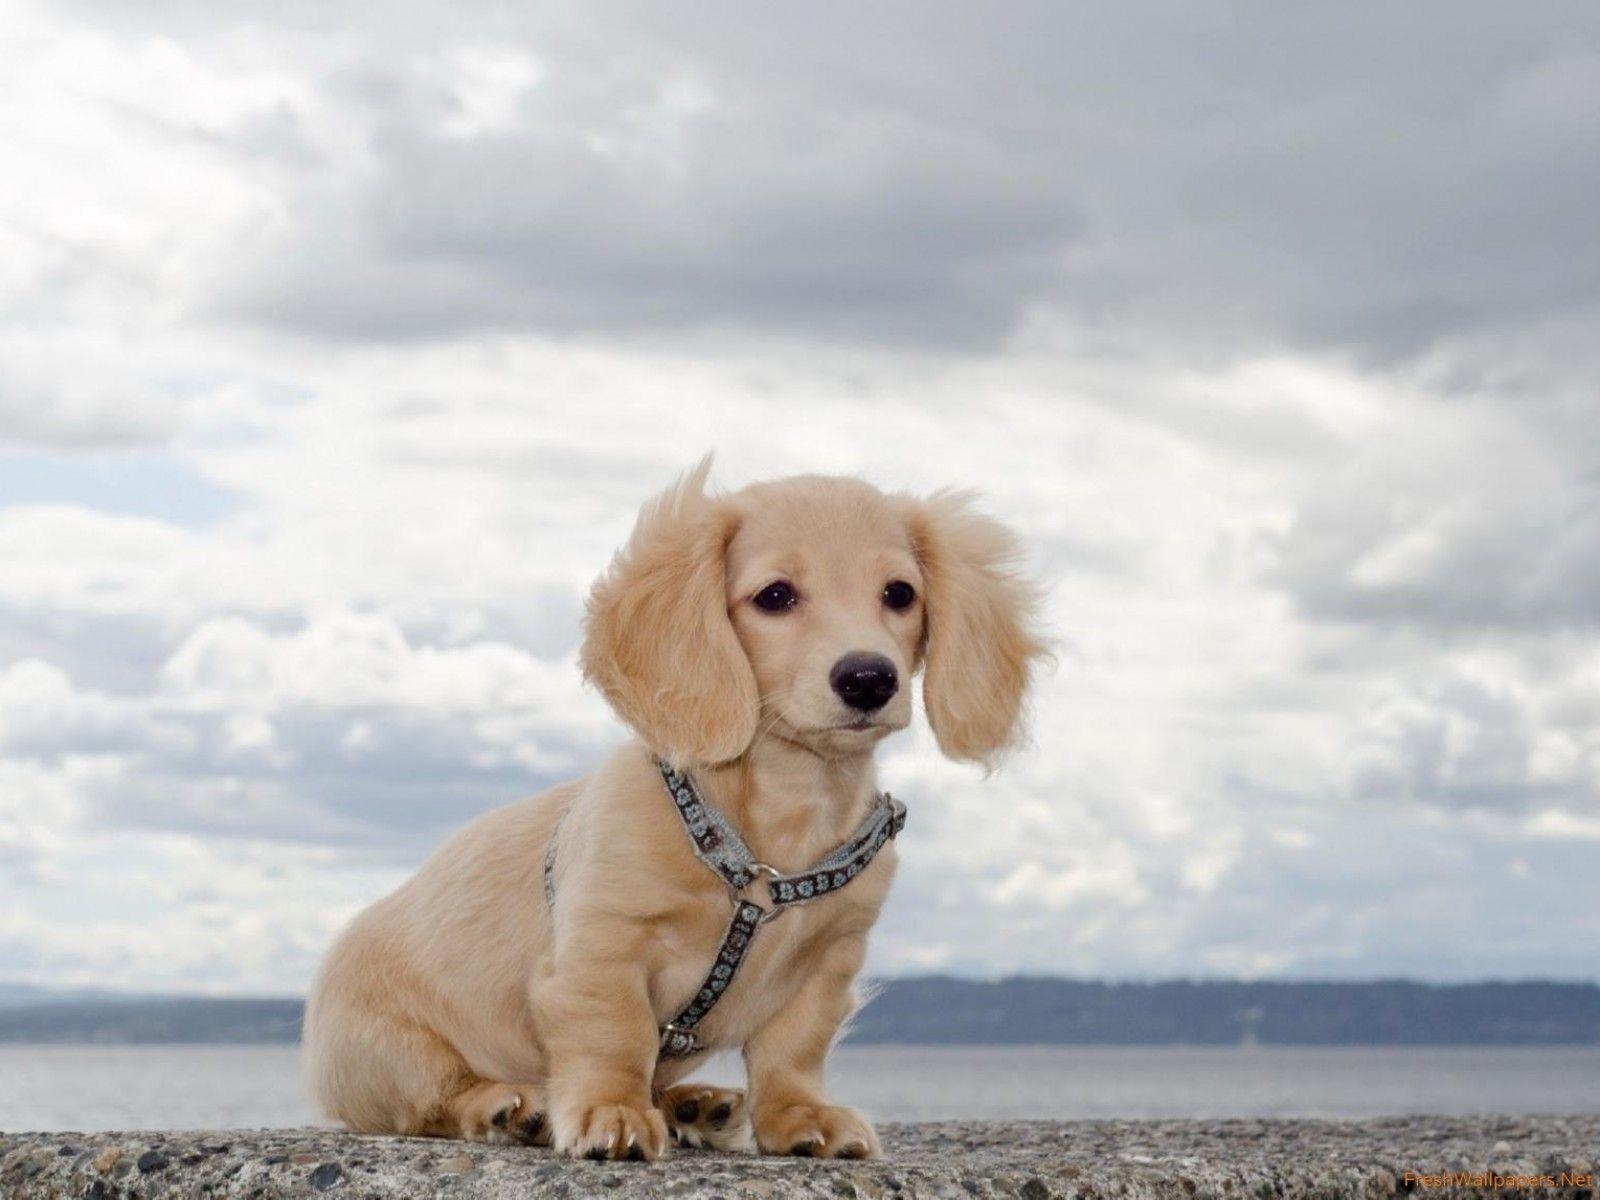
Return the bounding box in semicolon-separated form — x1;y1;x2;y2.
303;462;1044;1160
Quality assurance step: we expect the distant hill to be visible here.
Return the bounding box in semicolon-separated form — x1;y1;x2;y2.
0;996;304;1044
0;978;1596;1045
0;983;136;1010
849;978;1600;1045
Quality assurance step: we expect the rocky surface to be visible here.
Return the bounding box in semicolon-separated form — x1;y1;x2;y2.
1;1118;1595;1199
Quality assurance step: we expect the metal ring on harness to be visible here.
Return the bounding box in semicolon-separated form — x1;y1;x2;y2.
731;862;792;925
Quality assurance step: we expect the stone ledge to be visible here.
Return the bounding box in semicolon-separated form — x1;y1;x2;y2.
2;1117;1596;1199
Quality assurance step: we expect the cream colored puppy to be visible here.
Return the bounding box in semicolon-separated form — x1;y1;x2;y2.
303;462;1044;1160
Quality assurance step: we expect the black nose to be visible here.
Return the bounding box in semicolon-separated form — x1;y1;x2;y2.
829;653;899;712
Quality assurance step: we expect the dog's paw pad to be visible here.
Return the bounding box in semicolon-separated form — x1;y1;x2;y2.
659;1083;751;1152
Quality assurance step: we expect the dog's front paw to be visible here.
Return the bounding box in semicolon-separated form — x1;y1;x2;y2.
753;1102;879;1159
555;1101;670;1161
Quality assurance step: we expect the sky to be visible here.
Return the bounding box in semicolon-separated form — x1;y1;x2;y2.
2;1;1598;995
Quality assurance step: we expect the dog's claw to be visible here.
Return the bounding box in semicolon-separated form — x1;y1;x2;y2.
474;1085;541;1142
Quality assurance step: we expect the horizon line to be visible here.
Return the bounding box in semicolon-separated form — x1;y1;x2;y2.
5;973;1600;1004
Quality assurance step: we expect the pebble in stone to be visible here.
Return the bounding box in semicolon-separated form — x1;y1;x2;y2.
6;1154;43;1181
136;1149;169;1173
310;1161;345;1191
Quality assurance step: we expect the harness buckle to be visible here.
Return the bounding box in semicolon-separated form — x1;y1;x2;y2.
731;862;790;924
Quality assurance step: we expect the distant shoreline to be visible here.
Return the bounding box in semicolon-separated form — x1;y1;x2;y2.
3;977;1596;1046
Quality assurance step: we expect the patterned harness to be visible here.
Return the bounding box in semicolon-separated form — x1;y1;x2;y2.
543;758;907;1058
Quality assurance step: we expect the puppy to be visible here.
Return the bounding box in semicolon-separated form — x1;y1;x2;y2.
303;461;1044;1159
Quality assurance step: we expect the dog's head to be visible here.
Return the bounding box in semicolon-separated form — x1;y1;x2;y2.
581;458;1046;770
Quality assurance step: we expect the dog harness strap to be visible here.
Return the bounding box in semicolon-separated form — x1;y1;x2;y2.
656;760;763;889
658;900;763;1057
654;757;905;1057
542;760;906;1059
763;792;907;907
655;759;905;907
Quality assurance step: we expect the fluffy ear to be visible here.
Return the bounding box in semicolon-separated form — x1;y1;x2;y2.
906;491;1047;769
581;458;758;768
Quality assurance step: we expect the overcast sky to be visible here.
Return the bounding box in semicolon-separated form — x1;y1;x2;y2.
2;1;1598;995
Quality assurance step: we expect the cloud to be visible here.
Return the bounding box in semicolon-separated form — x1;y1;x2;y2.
1273;395;1600;629
0;612;615;855
2;0;1600;992
0;832;403;994
25;1;1594;365
0;354;181;448
215;49;1083;346
1346;647;1600;813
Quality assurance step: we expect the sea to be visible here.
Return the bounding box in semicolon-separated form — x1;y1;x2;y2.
2;1044;1597;1132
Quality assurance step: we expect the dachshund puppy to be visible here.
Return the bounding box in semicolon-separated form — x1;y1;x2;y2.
303;461;1044;1159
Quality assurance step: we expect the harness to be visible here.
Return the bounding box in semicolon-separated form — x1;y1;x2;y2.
543;758;907;1058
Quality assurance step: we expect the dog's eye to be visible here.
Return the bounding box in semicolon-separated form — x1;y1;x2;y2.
882;580;917;611
752;581;798;612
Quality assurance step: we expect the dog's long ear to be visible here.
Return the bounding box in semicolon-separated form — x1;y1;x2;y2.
581;458;758;768
906;490;1047;769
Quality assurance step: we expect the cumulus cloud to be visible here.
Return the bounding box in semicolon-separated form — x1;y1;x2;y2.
0;612;614;852
1347;647;1600;813
1273;396;1600;628
29;1;1594;363
1;0;1598;991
